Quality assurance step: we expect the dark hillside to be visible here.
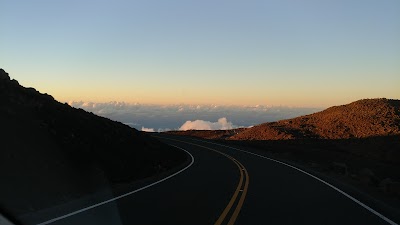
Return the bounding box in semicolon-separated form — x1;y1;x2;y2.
0;69;187;216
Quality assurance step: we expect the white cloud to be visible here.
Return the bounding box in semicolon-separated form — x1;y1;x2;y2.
179;117;237;131
141;127;155;132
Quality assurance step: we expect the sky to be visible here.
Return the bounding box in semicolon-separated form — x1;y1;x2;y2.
1;0;400;107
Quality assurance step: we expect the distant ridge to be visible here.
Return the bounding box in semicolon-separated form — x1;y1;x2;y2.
230;98;400;140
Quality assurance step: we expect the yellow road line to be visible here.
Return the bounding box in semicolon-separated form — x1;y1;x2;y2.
214;159;243;225
156;136;249;225
227;160;249;225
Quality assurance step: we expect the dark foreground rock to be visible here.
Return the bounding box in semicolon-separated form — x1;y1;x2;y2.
0;69;187;216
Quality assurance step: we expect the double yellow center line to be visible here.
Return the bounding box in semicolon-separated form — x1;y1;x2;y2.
214;153;249;225
158;136;249;225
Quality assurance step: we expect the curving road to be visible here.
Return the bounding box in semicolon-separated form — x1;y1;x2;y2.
25;133;398;225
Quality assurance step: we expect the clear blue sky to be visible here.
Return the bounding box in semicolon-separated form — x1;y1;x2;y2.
1;0;399;107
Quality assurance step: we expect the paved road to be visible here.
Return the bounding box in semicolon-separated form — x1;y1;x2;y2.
28;134;397;225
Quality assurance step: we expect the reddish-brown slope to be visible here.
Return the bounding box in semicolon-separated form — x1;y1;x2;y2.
230;99;400;140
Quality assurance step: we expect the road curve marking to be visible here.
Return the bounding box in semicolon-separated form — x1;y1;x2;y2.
35;145;195;225
213;158;243;225
157;136;249;225
227;159;249;225
192;138;399;225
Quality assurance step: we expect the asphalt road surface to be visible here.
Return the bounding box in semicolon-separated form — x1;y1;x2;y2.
25;134;398;225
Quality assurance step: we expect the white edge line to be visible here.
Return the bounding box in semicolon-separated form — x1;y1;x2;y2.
35;145;194;225
193;138;398;225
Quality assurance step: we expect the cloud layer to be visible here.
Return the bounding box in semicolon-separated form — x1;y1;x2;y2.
68;101;321;131
141;127;155;132
179;118;236;131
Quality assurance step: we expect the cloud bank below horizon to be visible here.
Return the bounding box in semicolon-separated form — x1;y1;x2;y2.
141;127;155;132
68;101;321;132
179;117;237;131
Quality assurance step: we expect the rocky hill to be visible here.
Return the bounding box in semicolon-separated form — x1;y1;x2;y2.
0;69;187;216
230;98;400;140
